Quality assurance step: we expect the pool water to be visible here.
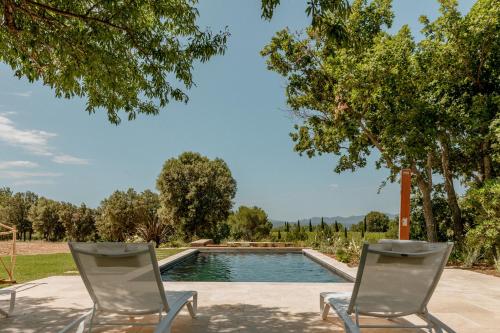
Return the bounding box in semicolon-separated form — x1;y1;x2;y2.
161;252;347;282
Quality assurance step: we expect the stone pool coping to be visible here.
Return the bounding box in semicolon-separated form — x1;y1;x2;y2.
157;247;356;282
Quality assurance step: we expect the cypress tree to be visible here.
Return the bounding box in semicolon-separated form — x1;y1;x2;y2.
361;226;365;238
334;220;339;232
285;222;289;232
309;219;313;232
344;226;348;238
320;217;325;230
363;216;367;233
278;230;281;240
297;220;301;231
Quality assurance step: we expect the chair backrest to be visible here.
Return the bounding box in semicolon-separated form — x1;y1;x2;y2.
69;242;169;315
348;240;453;317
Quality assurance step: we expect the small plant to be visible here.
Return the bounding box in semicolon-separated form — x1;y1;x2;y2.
462;246;481;268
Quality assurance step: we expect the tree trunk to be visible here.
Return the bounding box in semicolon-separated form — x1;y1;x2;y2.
440;137;463;240
417;177;437;242
413;155;437;242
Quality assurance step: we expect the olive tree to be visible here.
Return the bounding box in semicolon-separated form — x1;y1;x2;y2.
29;197;64;241
156;152;237;241
96;189;141;241
59;202;96;241
228;206;272;241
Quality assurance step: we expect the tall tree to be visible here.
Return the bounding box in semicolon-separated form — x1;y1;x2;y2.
415;0;500;239
309;219;313;232
156;152;237;241
96;189;141;241
0;189;38;240
228;206;272;241
135;190;172;247
60;202;96;241
261;0;499;241
364;211;390;232
29;197;64;241
0;0;229;124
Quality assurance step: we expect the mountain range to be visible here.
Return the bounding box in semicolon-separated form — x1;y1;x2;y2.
271;213;398;227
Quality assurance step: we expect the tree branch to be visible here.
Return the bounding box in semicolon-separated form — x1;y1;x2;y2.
24;0;130;33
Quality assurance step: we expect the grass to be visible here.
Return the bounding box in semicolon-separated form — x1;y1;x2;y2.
0;248;185;286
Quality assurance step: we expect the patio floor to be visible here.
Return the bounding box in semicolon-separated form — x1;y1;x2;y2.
1;268;499;333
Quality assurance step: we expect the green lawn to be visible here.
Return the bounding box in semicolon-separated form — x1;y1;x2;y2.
1;248;184;285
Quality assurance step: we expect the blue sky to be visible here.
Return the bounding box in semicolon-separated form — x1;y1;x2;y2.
0;0;475;221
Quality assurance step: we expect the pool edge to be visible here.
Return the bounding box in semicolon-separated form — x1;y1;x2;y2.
302;249;356;282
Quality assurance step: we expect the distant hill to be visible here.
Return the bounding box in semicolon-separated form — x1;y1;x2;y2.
271;213;398;228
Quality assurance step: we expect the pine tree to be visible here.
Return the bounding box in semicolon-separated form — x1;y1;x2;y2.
334;220;339;232
344;226;348;238
308;219;313;232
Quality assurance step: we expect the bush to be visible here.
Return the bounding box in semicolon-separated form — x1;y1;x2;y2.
462;179;500;269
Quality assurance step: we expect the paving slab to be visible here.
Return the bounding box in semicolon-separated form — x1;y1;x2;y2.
0;268;498;333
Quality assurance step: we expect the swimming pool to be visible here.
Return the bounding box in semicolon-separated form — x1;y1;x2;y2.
160;251;347;282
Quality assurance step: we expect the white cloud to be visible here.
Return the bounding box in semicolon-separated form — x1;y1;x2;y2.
0;114;56;156
0;114;89;165
0;171;62;179
53;154;89;165
0;160;39;169
4;91;32;97
12;179;55;186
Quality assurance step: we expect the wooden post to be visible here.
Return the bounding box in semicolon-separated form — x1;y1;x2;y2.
0;222;16;283
399;169;411;240
11;226;16;281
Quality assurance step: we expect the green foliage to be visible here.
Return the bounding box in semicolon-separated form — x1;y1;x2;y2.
228;206;272;241
364;211;390;232
385;218;399;239
261;0;499;242
0;188;38;240
462;179;500;267
309;219;313;232
59;202;96;241
135;190;172;247
334;220;339;232
95;188;141;241
410;187;454;241
156;152;237;241
28;197;64;241
344;226;348;238
261;0;351;45
0;0;229;124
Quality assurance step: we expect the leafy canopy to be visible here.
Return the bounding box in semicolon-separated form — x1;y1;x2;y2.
0;0;228;124
156;152;237;241
228;205;272;241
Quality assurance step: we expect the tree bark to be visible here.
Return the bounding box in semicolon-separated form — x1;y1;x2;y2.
3;0;18;32
412;155;437;242
440;137;463;240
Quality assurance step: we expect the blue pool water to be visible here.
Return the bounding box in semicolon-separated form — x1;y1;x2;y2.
161;252;347;282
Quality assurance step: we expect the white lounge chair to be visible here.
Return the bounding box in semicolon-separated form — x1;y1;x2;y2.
0;288;16;317
60;242;197;333
320;240;454;333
